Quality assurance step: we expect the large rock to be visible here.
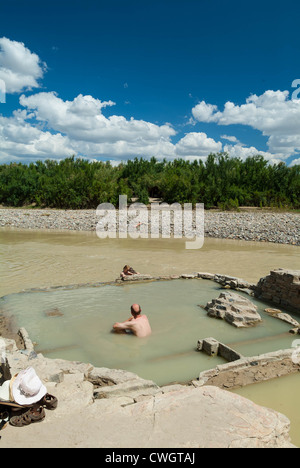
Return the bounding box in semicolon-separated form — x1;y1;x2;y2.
135;385;293;448
205;292;262;328
1;384;293;448
255;269;300;313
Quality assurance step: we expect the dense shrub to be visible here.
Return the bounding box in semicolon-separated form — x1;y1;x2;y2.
0;154;299;209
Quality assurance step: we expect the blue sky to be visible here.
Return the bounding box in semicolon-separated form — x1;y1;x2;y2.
1;0;300;166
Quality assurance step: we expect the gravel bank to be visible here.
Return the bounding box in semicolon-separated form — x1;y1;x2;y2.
0;208;299;245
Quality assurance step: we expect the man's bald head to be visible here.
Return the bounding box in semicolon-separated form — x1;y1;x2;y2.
131;304;142;317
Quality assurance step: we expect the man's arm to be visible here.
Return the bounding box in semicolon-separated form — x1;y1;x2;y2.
113;319;134;332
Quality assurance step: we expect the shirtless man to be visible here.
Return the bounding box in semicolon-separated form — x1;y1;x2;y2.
113;304;152;338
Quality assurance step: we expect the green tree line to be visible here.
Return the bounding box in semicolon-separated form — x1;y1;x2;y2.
0;153;299;210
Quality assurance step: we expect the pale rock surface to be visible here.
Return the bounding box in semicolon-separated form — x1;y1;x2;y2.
0;340;295;448
0;380;294;448
264;308;300;328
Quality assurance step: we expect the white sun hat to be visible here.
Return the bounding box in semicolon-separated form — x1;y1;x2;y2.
11;367;47;406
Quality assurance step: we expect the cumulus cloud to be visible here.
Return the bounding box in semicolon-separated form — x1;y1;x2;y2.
18;92;179;159
192;101;219;123
221;135;242;144
0;37;46;93
0;110;74;163
0;91;225;163
191;90;300;160
223;144;280;165
289;158;300;167
175;132;222;158
2;87;282;164
19;93;173;142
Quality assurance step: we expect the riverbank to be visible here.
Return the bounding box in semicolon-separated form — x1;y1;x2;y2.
0;208;299;245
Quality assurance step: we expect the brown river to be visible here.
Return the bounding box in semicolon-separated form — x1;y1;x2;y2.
1;227;300;446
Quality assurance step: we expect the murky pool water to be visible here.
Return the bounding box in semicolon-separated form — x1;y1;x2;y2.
1;279;297;386
232;373;300;447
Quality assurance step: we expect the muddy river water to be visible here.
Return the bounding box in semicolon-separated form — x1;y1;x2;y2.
1;227;300;446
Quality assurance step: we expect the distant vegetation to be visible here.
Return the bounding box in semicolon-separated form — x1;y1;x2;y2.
0;154;299;210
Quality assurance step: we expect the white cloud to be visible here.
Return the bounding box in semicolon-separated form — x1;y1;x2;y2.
289;158;300;167
0;110;74;163
18;92;180;159
175;132;222;158
224;144;280;164
20;92;175;143
221;134;241;144
192;101;219;123
0;91;225;163
191;90;300;160
0;37;46;93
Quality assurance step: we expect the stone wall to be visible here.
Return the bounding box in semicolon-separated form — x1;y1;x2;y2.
255;269;300;314
195;348;300;390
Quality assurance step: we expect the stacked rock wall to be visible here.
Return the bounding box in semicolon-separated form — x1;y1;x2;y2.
255;269;300;313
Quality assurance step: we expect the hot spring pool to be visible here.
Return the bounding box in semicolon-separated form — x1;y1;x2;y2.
0;279;297;386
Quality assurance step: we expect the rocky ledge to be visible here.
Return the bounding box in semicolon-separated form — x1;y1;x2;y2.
0;337;295;448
